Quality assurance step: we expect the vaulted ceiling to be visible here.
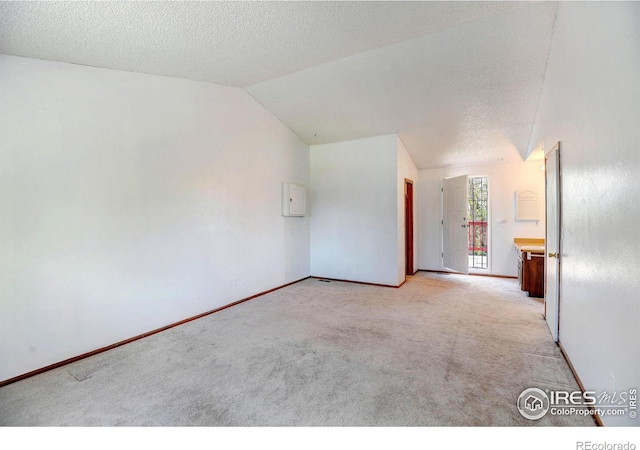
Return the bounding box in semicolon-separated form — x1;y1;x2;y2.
0;1;556;169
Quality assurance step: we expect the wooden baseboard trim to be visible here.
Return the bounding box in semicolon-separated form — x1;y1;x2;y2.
419;269;463;275
558;342;603;426
0;276;311;388
418;269;517;280
312;276;403;289
469;273;518;280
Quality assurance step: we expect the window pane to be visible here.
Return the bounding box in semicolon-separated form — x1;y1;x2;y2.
468;177;488;269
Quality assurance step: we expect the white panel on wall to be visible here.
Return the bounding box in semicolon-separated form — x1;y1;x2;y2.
281;182;306;216
515;190;539;221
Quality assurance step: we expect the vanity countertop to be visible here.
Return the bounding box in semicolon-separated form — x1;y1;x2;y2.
514;238;545;254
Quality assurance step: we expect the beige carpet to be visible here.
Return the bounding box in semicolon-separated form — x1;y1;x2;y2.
0;272;595;426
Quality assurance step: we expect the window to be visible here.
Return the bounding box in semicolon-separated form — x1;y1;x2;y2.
468;177;488;269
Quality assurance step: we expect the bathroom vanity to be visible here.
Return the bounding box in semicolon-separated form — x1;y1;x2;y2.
514;238;545;298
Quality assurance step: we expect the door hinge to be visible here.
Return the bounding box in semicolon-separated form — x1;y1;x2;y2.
441;220;444;225
442;252;444;258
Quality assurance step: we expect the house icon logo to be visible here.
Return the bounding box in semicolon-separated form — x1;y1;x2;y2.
517;388;550;420
525;395;543;411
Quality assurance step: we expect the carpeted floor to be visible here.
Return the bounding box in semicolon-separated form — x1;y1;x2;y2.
0;272;595;426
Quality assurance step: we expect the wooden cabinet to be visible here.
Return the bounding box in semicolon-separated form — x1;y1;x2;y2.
514;238;545;298
518;249;544;298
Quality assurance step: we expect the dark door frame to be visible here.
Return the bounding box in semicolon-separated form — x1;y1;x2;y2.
405;179;414;276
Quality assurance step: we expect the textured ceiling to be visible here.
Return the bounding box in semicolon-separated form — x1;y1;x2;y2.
0;1;556;168
247;2;557;168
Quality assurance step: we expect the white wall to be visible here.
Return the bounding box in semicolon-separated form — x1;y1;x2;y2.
528;2;640;426
418;160;545;276
310;135;400;286
0;55;310;382
397;137;418;283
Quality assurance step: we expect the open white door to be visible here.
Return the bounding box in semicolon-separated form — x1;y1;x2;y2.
443;175;469;274
545;142;561;341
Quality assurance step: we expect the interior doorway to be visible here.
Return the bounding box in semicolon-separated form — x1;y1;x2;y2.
405;179;414;276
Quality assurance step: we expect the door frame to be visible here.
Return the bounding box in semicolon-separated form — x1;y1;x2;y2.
404;179;414;276
545;141;562;342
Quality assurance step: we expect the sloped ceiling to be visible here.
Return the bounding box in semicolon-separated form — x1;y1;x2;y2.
0;1;556;169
